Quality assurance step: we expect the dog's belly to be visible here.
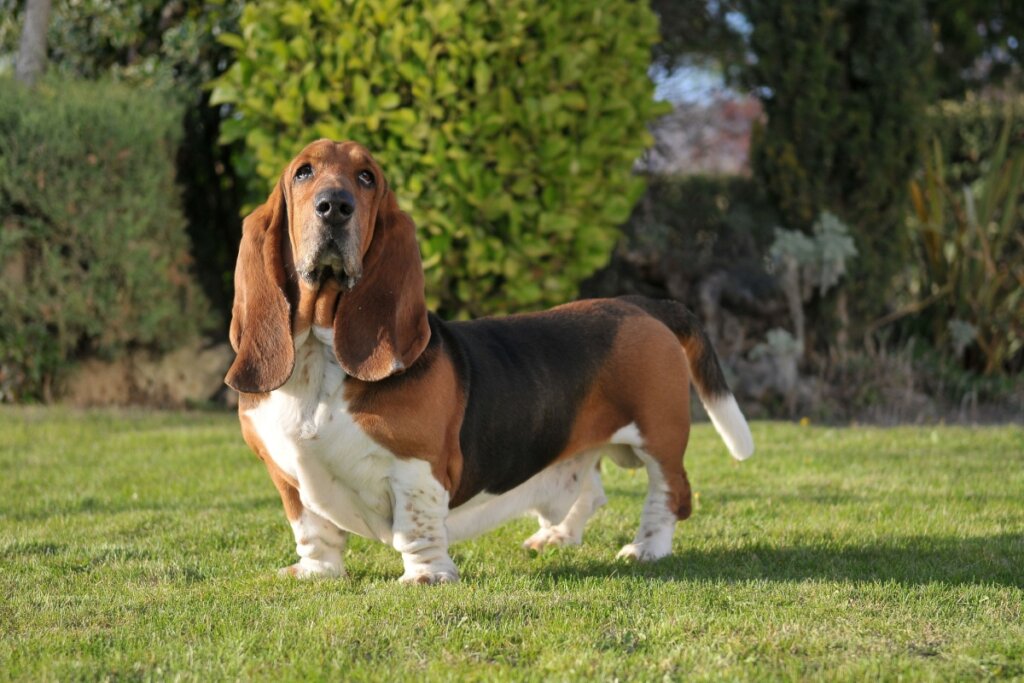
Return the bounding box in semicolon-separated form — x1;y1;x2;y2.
447;452;600;542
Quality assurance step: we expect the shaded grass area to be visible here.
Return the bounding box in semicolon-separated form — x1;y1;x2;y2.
1;407;1022;680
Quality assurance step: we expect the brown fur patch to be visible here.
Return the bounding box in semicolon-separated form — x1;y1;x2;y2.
343;344;466;498
224;180;294;394
555;313;694;519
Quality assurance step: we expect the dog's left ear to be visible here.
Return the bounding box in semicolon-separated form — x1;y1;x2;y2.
333;186;430;381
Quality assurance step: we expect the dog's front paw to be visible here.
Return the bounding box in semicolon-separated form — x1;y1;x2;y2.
398;566;459;585
615;541;671;563
277;559;346;579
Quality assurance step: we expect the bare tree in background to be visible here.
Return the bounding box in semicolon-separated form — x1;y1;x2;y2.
15;0;52;86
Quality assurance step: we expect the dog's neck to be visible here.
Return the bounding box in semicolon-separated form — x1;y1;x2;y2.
292;279;343;345
311;325;335;348
295;277;342;324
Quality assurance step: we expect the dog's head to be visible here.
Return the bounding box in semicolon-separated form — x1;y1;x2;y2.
225;139;430;393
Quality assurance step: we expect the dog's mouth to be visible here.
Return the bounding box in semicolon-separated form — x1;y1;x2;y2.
302;247;360;291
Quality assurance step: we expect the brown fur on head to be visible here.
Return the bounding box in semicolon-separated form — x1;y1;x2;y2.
225;140;430;393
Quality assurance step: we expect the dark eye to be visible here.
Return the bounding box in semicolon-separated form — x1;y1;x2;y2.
294;163;313;181
357;170;375;187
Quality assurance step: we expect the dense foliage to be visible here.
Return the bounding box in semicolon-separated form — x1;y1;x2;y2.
0;77;210;401
650;1;1022;99
740;0;933;324
906;126;1024;375
648;0;746;73
1;0;246;317
212;0;667;317
615;175;778;278
930;95;1024;185
0;0;234;89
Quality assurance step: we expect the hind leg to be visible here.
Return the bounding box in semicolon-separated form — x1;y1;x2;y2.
522;460;607;552
520;451;605;552
615;448;692;561
614;427;692;562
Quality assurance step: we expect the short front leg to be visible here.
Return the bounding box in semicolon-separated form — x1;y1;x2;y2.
283;508;348;578
390;459;458;585
263;456;347;578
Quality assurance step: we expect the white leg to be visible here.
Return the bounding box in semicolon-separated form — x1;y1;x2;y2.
390;459;459;585
616;449;676;562
522;462;607;552
280;508;348;578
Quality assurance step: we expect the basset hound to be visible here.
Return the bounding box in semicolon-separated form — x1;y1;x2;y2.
226;139;754;584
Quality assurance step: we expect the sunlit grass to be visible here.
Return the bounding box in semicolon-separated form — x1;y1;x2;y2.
1;408;1022;680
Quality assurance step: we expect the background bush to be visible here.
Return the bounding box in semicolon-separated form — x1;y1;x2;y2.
740;0;933;326
212;0;667;317
929;94;1024;185
905;126;1024;375
900;96;1024;375
0;76;210;401
1;0;247;320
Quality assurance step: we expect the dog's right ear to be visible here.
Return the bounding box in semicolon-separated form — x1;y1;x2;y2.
225;179;295;394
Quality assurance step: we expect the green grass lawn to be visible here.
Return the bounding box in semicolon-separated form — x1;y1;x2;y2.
1;407;1022;681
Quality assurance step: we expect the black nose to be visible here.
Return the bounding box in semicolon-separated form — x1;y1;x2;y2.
314;188;355;222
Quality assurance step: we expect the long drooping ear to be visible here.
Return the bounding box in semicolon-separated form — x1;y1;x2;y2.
225;179;295;393
333;187;430;381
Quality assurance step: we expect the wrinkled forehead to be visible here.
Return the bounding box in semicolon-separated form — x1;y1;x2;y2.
292;139;376;174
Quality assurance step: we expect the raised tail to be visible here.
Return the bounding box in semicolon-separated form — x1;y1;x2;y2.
620;296;754;461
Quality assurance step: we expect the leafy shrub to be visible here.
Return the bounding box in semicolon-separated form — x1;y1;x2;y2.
1;0;248;320
580;175;784;353
0;77;210;401
583;175;780;296
769;212;858;301
905;126;1024;375
211;0;667;317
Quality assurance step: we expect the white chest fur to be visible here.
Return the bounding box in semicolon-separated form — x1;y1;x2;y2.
245;327;398;543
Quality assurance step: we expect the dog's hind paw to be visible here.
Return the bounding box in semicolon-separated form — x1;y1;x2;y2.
521;527;580;554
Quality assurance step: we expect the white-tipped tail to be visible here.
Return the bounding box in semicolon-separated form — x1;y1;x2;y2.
703;394;754;461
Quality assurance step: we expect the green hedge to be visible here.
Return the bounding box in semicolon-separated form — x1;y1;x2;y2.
212;0;667;318
1;1;249;322
0;77;210;401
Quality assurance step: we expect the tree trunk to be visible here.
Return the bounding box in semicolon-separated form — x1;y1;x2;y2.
15;0;53;87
